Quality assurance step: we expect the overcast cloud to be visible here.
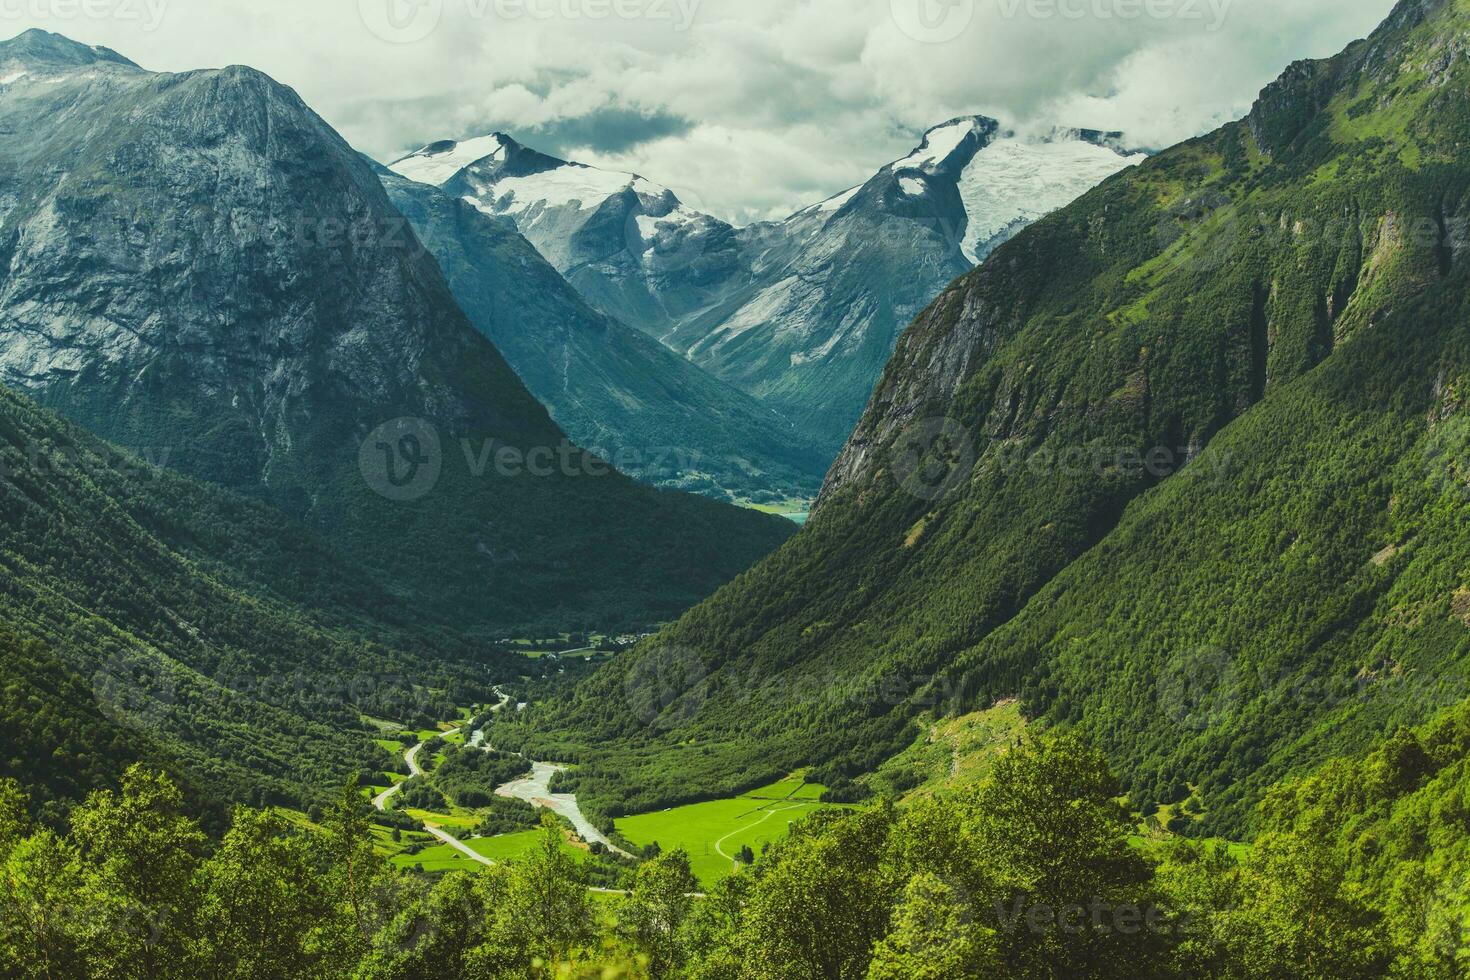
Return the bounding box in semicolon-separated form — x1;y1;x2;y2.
4;0;1395;222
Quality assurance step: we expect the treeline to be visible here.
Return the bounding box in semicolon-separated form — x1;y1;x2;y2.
6;716;1467;978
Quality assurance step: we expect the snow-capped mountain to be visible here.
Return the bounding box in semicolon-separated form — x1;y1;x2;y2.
390;117;1146;455
674;117;1148;452
390;134;742;335
0;29;795;629
377;163;828;501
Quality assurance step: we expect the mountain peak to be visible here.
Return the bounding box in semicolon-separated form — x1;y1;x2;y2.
0;29;138;75
390;133;515;186
889;116;1002;176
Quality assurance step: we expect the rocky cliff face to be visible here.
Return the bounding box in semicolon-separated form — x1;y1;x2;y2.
0;29;794;631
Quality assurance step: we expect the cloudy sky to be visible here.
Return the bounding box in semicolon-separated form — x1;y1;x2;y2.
6;0;1394;222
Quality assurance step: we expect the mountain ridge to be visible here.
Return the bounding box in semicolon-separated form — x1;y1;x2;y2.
496;0;1470;836
0;31;794;634
391;115;1145;455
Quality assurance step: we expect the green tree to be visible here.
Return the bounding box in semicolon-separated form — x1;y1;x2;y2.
69;766;207;980
620;849;699;977
731;805;900;980
865;873;1000;980
358;869;499;980
971;737;1169;979
192;808;334;979
496;816;595;968
1213;826;1389;979
0;780;87;980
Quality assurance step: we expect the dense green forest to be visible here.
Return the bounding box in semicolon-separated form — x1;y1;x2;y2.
492;0;1470;839
0;382;513;821
4;710;1467;979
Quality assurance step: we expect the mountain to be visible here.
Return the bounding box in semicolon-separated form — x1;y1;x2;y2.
0;379;507;822
391;122;1144;454
0;30;794;634
376;165;827;502
497;0;1470;836
389;133;744;337
670;118;1149;453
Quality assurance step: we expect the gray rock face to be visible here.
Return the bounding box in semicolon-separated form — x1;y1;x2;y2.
392;119;1145;457
378;165;827;500
0;29;795;630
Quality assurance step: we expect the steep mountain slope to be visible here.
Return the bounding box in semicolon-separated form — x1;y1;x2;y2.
0;381;506;821
392;122;1143;455
0;30;793;632
496;0;1470;834
377;166;826;501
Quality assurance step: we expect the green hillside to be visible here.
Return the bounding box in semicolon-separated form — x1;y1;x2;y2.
0;383;509;821
495;0;1470;836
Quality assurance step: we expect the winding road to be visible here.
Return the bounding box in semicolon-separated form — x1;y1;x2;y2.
371;740;429;811
712;803;810;870
370;703;704;896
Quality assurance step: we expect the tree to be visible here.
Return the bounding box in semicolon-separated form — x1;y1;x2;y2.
866;873;1001;980
1212;827;1390;979
498;816;595;966
971;736;1170;979
730;806;901;980
68;766;207;980
621;849;700;977
0;781;87;980
359;869;502;980
192;807;335;979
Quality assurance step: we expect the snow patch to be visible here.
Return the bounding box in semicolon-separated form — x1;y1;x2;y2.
814;186;860;214
469;163;665;217
0;71;27;85
957;137;1146;264
894;119;984;174
389;134;507;187
898;176;927;197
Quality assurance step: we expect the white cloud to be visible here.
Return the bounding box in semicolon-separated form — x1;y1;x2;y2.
1;0;1396;223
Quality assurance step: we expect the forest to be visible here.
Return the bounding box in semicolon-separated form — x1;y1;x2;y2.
4;704;1467;979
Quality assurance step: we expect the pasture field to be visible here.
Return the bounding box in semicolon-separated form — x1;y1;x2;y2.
615;776;836;886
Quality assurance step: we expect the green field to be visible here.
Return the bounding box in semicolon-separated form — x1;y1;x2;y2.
388;830;587;873
615;776;836;886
